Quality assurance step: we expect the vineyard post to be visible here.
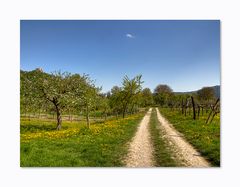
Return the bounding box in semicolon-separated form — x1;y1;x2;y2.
184;98;187;116
206;98;220;124
197;105;200;118
191;96;196;120
181;98;184;114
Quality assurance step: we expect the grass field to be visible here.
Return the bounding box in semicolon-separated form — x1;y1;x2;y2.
149;108;179;166
20;113;144;167
159;108;220;166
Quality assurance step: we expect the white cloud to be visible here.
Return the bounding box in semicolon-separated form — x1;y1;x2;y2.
126;33;135;38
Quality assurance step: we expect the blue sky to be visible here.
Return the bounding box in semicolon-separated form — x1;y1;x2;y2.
20;20;220;93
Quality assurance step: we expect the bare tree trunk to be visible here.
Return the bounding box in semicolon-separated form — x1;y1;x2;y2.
68;109;71;121
86;105;90;128
122;104;127;118
28;113;31;121
38;109;41;119
105;113;107;121
24;106;27;117
93;108;96;119
56;108;62;130
130;104;135;115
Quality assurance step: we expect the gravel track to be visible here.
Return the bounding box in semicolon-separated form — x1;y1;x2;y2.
156;108;210;167
124;108;154;167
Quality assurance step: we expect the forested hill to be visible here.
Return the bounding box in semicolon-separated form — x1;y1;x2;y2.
174;85;220;98
212;85;220;98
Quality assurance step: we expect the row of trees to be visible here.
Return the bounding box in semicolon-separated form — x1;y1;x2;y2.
108;75;154;118
20;69;153;130
21;69;219;129
152;84;220;122
153;84;217;107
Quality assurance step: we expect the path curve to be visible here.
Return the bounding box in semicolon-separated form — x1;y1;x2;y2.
125;108;154;167
156;108;210;167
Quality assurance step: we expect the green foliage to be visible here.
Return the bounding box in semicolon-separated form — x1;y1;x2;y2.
21;69;146;129
140;88;154;107
109;75;144;118
109;86;123;115
159;108;220;166
197;87;216;102
153;84;173;107
154;84;173;94
20;69;48;115
40;72;75;109
96;94;111;119
70;73;101;127
20;69;101;129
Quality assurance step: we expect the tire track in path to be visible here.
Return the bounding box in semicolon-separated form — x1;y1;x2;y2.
125;108;154;167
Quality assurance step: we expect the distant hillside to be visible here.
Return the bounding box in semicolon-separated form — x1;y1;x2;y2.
212;85;220;98
174;85;220;98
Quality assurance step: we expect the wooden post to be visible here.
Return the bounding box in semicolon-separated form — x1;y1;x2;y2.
191;96;196;120
206;98;220;124
197;105;200;118
184;98;187;117
181;98;184;115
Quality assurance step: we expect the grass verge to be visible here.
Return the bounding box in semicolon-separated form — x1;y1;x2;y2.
149;108;179;166
20;113;144;167
159;108;220;166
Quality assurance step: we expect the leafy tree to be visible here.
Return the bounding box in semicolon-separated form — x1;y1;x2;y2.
36;71;75;130
153;84;173;106
97;93;111;120
71;74;100;128
141;88;153;107
21;69;144;129
154;84;173;94
120;75;143;118
197;87;216;103
109;86;122;117
108;75;143;118
20;69;46;118
20;70;31;116
82;84;100;127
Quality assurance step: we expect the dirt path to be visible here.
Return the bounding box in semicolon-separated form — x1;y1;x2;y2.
125;108;154;167
156;108;210;167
